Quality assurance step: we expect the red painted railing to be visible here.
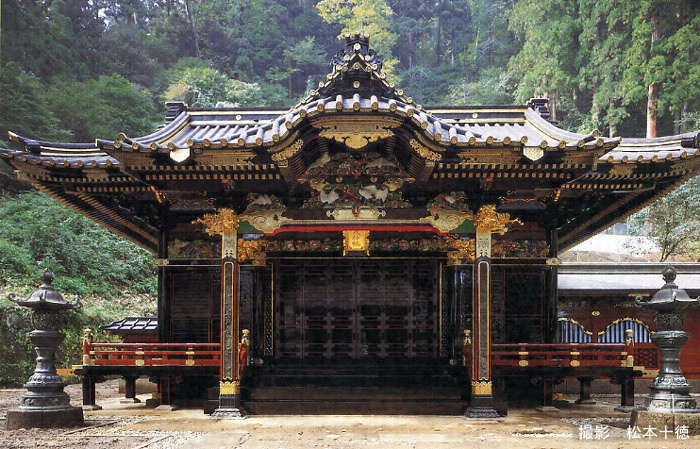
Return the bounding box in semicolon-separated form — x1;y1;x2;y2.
489;342;633;368
85;342;221;367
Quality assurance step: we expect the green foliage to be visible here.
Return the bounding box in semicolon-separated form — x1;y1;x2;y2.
444;68;516;106
47;75;158;141
628;176;700;261
676;112;700;133
0;299;144;385
508;0;579;121
0;305;34;384
316;0;399;74
0;63;71;145
162;61;287;107
398;64;463;105
0;191;156;297
1;0;105;81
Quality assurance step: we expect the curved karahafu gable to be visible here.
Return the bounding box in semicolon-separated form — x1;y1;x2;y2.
2;34;700;251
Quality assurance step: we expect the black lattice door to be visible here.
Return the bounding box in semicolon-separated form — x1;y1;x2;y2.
274;259;438;360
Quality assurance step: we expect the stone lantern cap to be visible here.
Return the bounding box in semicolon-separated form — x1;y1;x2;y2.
7;268;80;312
636;265;700;312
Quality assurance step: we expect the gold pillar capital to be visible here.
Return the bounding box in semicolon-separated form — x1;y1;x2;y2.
473;205;521;235
193;208;241;235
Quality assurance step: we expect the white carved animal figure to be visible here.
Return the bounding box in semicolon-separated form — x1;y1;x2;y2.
308;152;331;170
366;157;396;168
359;185;388;202
320;189;339;204
250;194;272;205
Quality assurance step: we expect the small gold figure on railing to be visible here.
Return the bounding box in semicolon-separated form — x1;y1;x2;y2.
239;329;251;379
83;328;94;365
462;329;472;367
624;329;635;367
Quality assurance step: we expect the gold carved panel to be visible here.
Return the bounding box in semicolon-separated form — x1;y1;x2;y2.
342;230;370;255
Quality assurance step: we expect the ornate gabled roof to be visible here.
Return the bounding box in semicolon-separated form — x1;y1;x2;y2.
305;32;408;104
2;35;700;253
87;95;617;160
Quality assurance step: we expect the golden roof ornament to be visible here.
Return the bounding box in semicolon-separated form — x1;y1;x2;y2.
473;205;521;234
193;208;241;235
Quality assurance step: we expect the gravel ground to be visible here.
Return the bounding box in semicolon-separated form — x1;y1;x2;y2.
0;380;200;449
1;380;699;448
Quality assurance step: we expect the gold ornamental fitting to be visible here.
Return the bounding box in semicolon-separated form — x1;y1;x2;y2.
444;236;475;263
237;239;265;264
471;380;492;395
194;208;241;235
474;205;521;234
220;381;241;395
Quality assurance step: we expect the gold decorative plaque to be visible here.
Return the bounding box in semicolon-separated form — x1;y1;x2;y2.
342;230;370;255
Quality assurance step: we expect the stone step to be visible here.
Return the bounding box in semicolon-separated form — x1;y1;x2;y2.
250;386;464;400
243;399;467;415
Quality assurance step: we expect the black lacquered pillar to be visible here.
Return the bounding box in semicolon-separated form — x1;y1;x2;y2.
196;209;245;418
464;206;519;419
464;225;499;418
218;229;243;415
157;229;170;344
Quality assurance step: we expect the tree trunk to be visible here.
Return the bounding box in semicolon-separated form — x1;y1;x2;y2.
550;90;557;122
183;0;202;59
646;8;660;138
436;16;442;66
680;101;689;133
408;30;413;70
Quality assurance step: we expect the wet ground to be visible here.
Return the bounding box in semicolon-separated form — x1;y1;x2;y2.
1;380;699;448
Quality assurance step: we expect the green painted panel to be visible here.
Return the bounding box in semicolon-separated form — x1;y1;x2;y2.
237;221;261;234
451;219;475;233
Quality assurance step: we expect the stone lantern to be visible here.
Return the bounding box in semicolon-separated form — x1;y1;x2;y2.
635;265;699;415
5;269;84;429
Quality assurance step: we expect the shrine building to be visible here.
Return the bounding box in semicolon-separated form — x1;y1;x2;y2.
3;34;700;417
